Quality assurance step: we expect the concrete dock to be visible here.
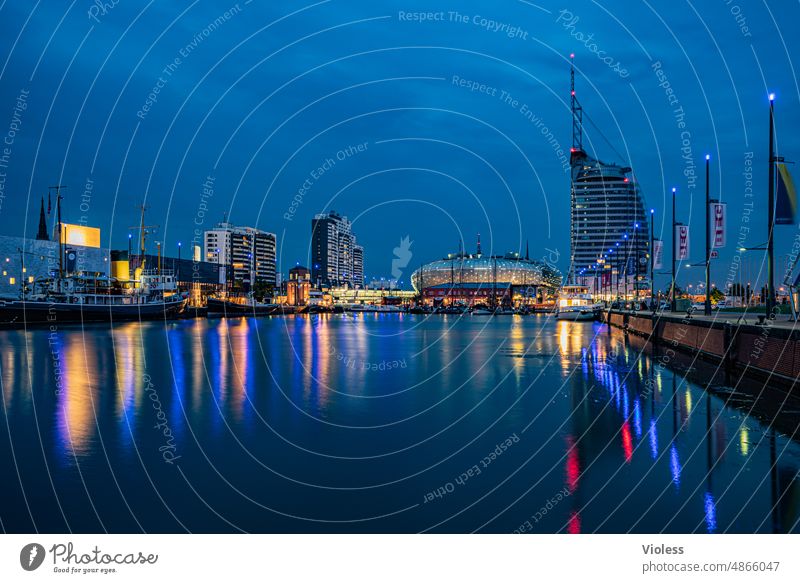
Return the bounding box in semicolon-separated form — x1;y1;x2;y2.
604;309;800;388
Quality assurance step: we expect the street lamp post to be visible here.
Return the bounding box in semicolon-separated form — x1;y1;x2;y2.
623;233;630;303
671;187;677;312
634;222;640;305
704;155;712;315
766;93;777;316
650;209;655;310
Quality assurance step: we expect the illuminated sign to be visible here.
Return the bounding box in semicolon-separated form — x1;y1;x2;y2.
60;223;101;248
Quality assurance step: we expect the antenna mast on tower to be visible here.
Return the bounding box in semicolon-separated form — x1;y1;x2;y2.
570;53;584;161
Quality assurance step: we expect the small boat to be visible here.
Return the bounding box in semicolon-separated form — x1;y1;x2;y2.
435;304;468;315
407;305;431;315
556;285;600;321
344;304;402;313
206;296;279;317
297;304;331;314
471;304;494;315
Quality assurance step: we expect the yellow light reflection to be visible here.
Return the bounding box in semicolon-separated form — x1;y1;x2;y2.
740;426;750;456
58;336;99;456
558;321;569;354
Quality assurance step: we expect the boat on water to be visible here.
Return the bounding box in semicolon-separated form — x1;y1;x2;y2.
344;304;402;313
434;304;468;315
556;285;600;321
0;269;186;326
206;296;280;317
470;304;494;315
297;304;331;314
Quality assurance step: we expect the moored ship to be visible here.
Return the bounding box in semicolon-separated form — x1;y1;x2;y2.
0;269;186;326
206;296;281;317
556;285;600;321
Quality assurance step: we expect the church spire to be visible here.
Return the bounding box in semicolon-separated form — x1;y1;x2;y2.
36;197;49;240
476;233;481;256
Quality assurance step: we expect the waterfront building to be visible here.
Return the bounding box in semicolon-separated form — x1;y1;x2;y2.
203;221;277;290
329;286;416;306
568;56;649;296
311;211;364;288
132;252;225;304
0;234;107;297
569;158;650;290
410;241;561;307
287;265;311;306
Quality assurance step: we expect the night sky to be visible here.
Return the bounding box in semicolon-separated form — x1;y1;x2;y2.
1;1;799;290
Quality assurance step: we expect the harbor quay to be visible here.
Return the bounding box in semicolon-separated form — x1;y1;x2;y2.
604;308;800;389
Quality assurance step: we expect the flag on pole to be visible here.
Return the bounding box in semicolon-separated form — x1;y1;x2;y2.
776;164;797;224
653;239;663;269
676;225;690;260
710;202;726;248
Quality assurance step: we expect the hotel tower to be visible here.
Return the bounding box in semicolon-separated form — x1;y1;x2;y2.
568;55;650;296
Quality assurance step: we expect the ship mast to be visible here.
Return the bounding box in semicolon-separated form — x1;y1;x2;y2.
129;204;158;273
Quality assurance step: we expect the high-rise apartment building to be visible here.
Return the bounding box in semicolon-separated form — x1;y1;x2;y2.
311;211;364;288
204;221;276;289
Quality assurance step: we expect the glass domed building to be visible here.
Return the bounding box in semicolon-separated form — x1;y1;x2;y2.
410;245;562;307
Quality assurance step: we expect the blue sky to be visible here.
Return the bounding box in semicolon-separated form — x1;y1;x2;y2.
1;0;799;290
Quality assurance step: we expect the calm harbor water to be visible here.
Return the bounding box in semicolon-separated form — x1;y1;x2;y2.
1;314;798;533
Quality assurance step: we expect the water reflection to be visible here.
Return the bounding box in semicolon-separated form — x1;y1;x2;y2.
55;335;98;460
0;316;798;533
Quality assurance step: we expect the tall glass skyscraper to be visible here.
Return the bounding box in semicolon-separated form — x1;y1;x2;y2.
568;56;649;295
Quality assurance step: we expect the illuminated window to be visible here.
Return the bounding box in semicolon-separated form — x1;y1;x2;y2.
9;277;15;285
28;276;34;283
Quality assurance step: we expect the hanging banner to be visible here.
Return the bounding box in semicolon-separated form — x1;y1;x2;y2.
710;202;726;248
676;225;690;260
653;239;663;269
776;163;798;225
